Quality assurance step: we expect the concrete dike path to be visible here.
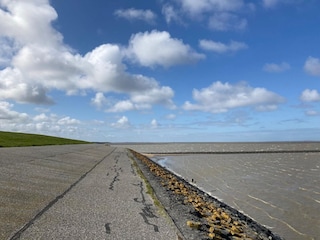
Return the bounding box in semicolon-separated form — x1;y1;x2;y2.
0;144;180;239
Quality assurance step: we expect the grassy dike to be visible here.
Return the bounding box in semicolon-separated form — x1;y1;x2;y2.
0;131;89;147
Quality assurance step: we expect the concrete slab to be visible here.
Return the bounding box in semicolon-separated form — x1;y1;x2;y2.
0;145;180;239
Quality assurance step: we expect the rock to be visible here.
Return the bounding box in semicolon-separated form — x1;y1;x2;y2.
186;220;201;229
208;232;215;239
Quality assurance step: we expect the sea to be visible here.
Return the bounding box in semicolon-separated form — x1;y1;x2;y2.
118;142;320;240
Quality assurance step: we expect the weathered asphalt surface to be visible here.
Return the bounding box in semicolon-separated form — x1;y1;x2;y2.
0;144;179;239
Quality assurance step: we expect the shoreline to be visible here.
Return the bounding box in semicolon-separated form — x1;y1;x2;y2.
130;149;284;240
142;149;320;155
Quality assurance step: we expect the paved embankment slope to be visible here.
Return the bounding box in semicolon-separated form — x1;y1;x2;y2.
0;145;180;239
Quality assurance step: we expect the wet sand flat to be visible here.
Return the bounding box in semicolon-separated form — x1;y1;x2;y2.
122;142;320;240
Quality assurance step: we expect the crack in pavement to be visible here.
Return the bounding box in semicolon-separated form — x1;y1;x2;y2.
133;182;159;232
109;154;121;191
109;171;120;191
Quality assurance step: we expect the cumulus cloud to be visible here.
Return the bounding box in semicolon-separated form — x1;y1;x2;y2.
107;100;151;113
90;72;176;112
263;62;291;73
107;85;176;112
126;30;205;68
114;8;157;23
57;116;81;125
304;57;320;77
0;37;17;67
300;89;320;102
0;67;54;104
0;101;83;137
0;101;28;121
163;0;252;31
91;92;108;109
199;39;248;53
111;116;131;129
31;113;81;134
150;119;158;128
131;86;175;107
0;0;63;47
0;1;175;111
183;81;285;113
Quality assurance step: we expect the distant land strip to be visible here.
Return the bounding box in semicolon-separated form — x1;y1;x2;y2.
144;149;320;155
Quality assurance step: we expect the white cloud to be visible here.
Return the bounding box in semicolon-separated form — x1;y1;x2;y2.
114;8;157;23
57;116;80;125
150;119;158;128
263;62;291;73
262;0;279;8
111;116;131;129
108;100;136;112
300;89;320;102
33;113;49;121
164;0;252;31
162;4;183;24
166;114;176;120
177;0;245;16
199;39;248;53
107;100;151;113
91;92;108;109
126;30;205;68
0;101;84;138
0;0;62;47
0;67;54;104
263;0;308;9
0;37;17;67
304;57;320;77
0;1;176;111
131;86;175;107
0;101;28;121
183;81;285;113
208;12;247;31
107;85;176;112
262;0;302;9
305;110;319;116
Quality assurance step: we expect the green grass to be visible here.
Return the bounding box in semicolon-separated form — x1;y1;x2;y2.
0;131;90;147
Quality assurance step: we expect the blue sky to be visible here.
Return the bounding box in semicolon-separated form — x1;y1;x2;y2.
0;0;319;142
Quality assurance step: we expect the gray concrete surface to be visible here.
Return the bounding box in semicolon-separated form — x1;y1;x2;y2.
0;145;179;239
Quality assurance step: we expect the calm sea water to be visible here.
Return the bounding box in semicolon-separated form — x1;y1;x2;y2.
119;142;320;240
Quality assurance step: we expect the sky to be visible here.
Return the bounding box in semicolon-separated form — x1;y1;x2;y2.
0;0;319;142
